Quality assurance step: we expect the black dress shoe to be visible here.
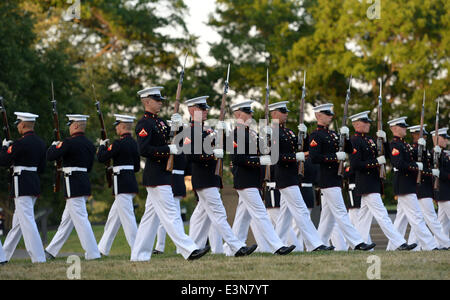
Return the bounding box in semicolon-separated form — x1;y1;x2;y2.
235;244;257;257
188;245;210;261
326;246;335;251
275;245;296;255
246;244;257;256
313;245;329;251
152;249;164;255
396;243;410;251
45;250;55;260
355;242;376;251
407;243;418;250
0;261;7;266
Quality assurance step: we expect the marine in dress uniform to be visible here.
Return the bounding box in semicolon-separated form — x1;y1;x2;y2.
45;114;101;260
269;101;330;252
0;112;46;263
309;104;375;251
349;112;413;251
97;114;140;256
130;87;208;261
431;128;450;242
406;126;450;250
222;100;295;256
386;117;438;251
185;96;257;257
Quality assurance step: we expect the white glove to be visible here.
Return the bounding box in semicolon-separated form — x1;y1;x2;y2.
416;162;423;171
259;155;272;166
296;152;306;162
434;145;442;155
170;113;182;131
52;141;60;146
261;126;272;137
213;148;224;159
169;144;180;155
418;138;426;147
377;156;386;165
340;126;350;139
298;123;307;134
216;121;227;131
336;152;347;161
2;139;13;147
432;169;440;177
376;130;387;143
100;139;109;147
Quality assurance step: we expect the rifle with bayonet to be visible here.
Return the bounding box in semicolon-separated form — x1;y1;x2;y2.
214;64;230;178
261;69;271;202
93;84;113;188
416;91;426;184
0;96;13;192
166;52;188;172
298;71;307;176
338;75;352;177
433;99;440;191
50;81;63;193
377;78;387;180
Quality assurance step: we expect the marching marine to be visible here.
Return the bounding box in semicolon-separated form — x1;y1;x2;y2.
309;104;375;251
0;112;47;263
349;112;415;251
185;96;257;257
130;87;209;261
386;117;438;251
45;114;101;260
97;114;140;256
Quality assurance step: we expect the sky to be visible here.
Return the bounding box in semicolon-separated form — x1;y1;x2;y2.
184;0;220;66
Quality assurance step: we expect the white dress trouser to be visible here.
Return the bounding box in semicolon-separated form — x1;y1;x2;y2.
98;194;138;255
437;201;450;238
330;224;349;251
208;226;224;254
358;193;406;250
154;196;182;252
407;198;450;249
131;186;198;261
189;187;245;256
2;196;46;263
275;186;323;251
46;196;100;260
0;240;5;262
386;194;438;251
318;187;364;249
223;188;284;255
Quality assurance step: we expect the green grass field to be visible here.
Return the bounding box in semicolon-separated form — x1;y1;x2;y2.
1;225;449;280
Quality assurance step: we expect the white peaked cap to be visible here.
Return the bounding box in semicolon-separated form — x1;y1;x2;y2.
312;103;334;115
14;112;39;122
268;101;290;112
185;96;209;107
66;114;90;122
114;114;136;123
408;124;428;133
230;100;254;112
430;127;449;137
137;86;164;99
349;111;372;122
387;117;408;127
